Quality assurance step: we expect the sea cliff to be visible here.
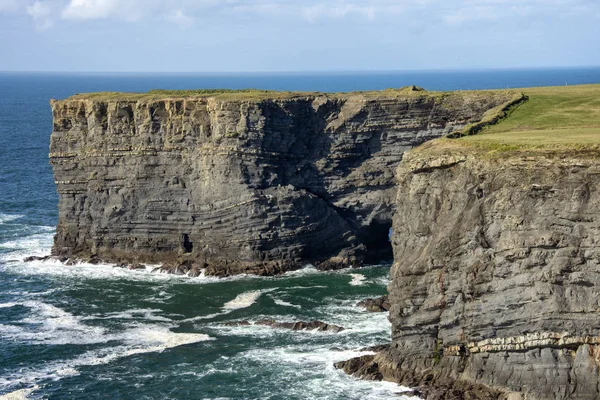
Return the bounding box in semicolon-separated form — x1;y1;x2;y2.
338;85;600;399
49;88;514;276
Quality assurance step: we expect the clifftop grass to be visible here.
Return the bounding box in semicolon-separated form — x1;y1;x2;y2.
452;84;600;154
62;86;513;103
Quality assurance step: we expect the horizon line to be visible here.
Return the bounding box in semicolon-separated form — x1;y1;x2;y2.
1;65;600;75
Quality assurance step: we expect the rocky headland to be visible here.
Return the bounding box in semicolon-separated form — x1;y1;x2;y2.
49;83;600;398
338;85;600;399
49;87;516;276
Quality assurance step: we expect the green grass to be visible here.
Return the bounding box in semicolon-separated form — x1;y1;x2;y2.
61;86;515;103
455;84;600;153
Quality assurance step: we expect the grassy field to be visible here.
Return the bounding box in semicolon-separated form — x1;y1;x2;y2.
64;85;511;102
456;84;600;152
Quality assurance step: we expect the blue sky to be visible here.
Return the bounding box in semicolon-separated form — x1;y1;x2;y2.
0;0;599;72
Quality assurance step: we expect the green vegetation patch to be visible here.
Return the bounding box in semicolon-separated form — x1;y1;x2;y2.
62;86;513;103
452;84;600;155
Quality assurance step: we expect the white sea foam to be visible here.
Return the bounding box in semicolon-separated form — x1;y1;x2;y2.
182;311;231;323
0;315;213;394
0;301;107;345
89;308;174;323
282;285;328;290
0;386;38;400
183;289;275;323
239;345;419;400
271;297;301;309
283;264;319;276
0;213;24;225
0;232;54;257
349;273;366;286
223;290;263;310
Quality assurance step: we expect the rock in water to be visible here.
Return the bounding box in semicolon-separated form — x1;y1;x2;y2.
383;150;600;399
225;319;344;333
357;295;390;312
49;90;513;276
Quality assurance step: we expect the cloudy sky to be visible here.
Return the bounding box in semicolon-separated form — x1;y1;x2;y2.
0;0;598;72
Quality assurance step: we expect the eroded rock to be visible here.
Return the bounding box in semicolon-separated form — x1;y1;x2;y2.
382;151;600;399
49;90;514;276
357;295;390;312
225;319;344;333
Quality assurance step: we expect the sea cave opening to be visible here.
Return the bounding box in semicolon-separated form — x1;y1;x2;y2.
362;220;393;264
182;233;193;253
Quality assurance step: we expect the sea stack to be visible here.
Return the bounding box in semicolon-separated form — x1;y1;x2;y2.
48;88;514;276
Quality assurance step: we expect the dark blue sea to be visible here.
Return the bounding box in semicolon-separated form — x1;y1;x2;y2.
1;68;599;399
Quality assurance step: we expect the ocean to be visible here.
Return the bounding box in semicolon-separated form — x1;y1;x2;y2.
1;68;600;399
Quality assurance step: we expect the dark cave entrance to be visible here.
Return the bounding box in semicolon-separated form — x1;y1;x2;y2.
182;233;193;253
362;220;393;264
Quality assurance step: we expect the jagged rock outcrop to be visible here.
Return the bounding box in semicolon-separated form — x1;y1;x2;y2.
225;319;344;333
379;146;600;399
49;89;513;276
357;295;390;312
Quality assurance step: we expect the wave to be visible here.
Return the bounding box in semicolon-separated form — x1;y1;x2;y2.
283;264;319;276
0;301;213;395
183;289;273;323
0;386;38;400
0;213;24;225
271;297;302;309
0;327;213;396
0;232;54;256
237;345;417;400
349;273;366;286
87;308;175;323
223;290;263;310
0;300;107;345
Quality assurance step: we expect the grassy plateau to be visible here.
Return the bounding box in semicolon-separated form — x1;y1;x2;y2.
453;84;600;154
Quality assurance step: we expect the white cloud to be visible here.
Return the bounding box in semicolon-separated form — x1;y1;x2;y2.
0;0;19;13
302;4;378;22
168;9;194;28
27;1;54;29
62;0;120;20
17;0;599;27
443;0;598;26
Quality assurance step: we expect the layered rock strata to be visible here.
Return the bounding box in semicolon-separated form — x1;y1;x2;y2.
375;148;600;399
50;89;513;275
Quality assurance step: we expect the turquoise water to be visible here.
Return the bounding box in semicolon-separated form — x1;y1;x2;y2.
1;69;600;399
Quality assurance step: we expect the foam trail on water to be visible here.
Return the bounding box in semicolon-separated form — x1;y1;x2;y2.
0;213;24;225
223;290;263;310
272;297;302;309
0;321;213;393
88;308;174;323
0;301;107;345
349;273;366;286
183;289;271;323
240;345;419;400
0;386;38;400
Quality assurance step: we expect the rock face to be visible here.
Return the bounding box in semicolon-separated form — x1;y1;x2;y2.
49;90;512;276
384;149;600;399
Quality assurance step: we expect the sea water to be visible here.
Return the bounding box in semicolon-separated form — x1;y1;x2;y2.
1;68;600;399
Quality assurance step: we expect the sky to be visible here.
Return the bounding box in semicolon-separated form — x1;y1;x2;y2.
0;0;599;72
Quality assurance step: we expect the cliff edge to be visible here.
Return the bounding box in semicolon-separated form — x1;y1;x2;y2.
49;88;514;276
338;85;600;399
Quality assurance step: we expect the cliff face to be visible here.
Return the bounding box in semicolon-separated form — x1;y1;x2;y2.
49;90;510;276
384;148;600;399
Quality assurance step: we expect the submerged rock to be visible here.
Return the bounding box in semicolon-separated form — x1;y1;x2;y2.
357;295;390;312
23;255;52;262
225;319;344;333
